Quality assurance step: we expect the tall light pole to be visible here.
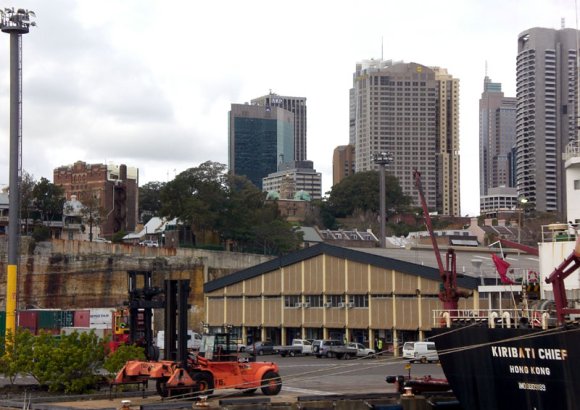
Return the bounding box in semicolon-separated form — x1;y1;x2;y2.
1;7;36;339
518;196;528;245
374;152;394;248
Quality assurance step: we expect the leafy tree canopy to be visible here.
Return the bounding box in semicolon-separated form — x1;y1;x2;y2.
32;177;65;222
326;171;411;218
158;161;301;255
139;181;166;223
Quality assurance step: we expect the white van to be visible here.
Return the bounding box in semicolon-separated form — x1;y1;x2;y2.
402;341;439;363
156;330;202;350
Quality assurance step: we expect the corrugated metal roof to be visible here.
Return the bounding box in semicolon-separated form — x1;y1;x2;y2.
204;243;480;293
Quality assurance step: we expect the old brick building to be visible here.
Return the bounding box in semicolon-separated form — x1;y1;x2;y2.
53;161;138;239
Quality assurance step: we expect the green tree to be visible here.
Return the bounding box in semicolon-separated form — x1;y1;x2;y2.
32;177;65;223
160;161;227;232
29;330;106;393
103;344;146;375
326;171;411;218
0;329;35;384
20;171;36;234
220;173;267;244
252;203;303;255
139;181;165;224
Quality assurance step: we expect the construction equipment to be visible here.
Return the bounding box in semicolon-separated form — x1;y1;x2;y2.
545;236;580;324
112;276;282;398
114;332;282;397
413;169;471;310
109;270;164;360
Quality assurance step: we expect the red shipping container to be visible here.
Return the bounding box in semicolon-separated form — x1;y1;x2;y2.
18;310;38;334
74;310;90;327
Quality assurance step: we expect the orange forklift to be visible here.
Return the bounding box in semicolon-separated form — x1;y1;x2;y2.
113;278;282;397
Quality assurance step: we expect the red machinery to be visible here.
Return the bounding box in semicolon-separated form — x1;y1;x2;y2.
114;332;282;397
413;170;471;310
545;236;580;324
109;307;131;352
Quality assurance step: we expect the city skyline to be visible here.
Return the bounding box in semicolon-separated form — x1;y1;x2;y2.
0;0;578;217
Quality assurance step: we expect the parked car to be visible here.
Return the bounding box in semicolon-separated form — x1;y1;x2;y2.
402;341;439;363
246;340;276;356
347;342;376;357
312;339;346;358
275;339;313;357
92;237;111;243
139;240;159;247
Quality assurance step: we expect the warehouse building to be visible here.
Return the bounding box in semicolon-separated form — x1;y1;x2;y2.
203;243;479;353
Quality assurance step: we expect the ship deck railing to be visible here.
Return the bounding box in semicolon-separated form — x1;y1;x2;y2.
432;308;553;329
540;223;576;243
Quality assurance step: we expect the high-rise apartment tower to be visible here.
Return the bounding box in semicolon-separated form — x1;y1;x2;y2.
516;27;580;214
350;59;461;215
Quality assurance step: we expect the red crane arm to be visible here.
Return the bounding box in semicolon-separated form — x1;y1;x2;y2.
413;169;446;279
545;237;580;324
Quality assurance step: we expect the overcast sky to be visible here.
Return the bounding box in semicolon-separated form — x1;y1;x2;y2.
0;0;577;216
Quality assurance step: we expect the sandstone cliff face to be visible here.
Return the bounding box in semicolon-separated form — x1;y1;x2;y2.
0;238;273;332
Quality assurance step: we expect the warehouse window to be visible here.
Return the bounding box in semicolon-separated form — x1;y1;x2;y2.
306;295;323;308
327;295;344;307
350;294;369;308
284;295;300;308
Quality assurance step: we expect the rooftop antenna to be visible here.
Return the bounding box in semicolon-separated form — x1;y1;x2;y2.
381;36;383;60
485;60;488;77
562;17;566;29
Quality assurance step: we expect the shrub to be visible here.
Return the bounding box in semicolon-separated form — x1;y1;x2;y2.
31;225;51;242
103;344;146;375
0;328;35;384
29;330;106;394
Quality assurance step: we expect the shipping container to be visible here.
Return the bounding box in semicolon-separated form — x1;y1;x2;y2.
61;327;107;339
74;310;90;327
89;308;114;329
18;310;38;334
0;311;5;336
37;310;74;330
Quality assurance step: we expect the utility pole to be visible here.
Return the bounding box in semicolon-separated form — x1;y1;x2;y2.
1;8;36;339
373;152;393;248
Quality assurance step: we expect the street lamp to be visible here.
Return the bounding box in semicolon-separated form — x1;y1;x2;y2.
373;152;394;248
518;196;528;245
1;8;36;340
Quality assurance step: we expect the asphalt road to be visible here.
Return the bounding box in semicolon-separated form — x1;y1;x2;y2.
0;354;447;408
269;353;445;397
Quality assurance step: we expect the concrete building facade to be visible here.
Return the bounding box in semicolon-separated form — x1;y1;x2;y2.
262;161;322;201
516;27;580;214
350;59;460;215
53;161;138;239
228;104;294;190
251;92;307;162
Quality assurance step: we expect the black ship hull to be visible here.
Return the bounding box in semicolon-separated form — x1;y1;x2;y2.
428;325;580;410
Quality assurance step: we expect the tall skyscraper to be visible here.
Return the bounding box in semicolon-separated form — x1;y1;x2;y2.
516;27;579;214
228;104;294;189
479;76;516;200
251;92;307;161
350;59;461;215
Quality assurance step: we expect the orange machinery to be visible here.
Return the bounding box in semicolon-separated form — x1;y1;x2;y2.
113;332;282;397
